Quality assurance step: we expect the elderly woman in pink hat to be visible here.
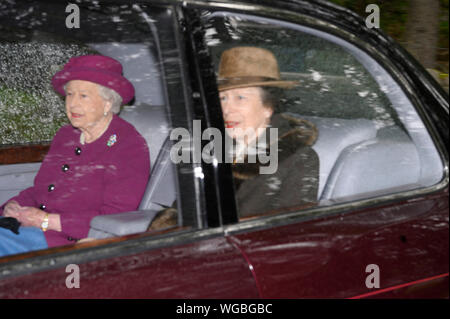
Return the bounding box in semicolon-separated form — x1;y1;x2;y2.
0;55;150;256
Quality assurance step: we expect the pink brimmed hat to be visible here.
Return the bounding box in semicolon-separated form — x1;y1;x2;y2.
52;55;135;105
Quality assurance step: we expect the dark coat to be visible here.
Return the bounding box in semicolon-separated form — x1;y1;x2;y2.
232;113;319;218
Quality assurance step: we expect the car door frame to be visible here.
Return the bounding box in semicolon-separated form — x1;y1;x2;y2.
183;0;449;298
184;0;449;239
0;1;254;298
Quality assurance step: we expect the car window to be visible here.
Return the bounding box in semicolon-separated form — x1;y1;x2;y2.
0;2;168;145
0;28;87;145
0;1;196;259
202;12;445;220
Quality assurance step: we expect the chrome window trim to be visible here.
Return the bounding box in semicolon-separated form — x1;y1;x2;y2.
0;227;226;280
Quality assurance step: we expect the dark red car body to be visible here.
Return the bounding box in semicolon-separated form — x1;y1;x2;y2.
0;0;448;299
1;192;447;298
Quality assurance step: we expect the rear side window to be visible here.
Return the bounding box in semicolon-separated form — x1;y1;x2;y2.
0;2;194;258
0;29;91;144
0;1;164;145
203;12;444;219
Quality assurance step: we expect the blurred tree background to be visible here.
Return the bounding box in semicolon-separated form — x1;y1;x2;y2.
328;0;449;91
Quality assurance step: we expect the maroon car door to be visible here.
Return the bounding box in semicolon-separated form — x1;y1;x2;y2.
227;194;448;298
0;233;259;298
194;3;449;299
0;1;259;299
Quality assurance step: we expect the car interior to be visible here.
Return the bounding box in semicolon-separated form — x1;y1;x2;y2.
0;7;445;244
0;99;439;240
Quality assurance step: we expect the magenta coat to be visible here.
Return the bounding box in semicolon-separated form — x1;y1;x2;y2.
1;115;150;247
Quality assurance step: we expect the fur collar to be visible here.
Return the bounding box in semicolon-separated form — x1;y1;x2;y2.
232;113;318;180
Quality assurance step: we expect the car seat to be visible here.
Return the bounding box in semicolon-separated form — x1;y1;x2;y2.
88;104;178;238
321;125;421;201
294;115;378;199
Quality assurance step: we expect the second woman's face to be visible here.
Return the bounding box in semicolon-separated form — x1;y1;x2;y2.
219;86;273;140
65;80;111;131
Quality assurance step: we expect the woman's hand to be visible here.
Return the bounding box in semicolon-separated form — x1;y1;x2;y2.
3;201;23;219
13;206;46;228
4;201;43;227
3;202;61;231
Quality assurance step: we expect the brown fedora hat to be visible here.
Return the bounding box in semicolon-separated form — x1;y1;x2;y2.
217;46;297;91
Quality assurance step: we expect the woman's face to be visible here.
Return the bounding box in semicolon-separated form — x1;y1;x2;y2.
65;80;111;131
219;86;273;140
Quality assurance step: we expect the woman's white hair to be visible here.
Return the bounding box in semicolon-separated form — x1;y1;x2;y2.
63;82;123;114
97;84;123;114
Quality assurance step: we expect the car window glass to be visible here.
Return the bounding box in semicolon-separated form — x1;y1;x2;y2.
0;2;191;258
203;12;444;220
0;2;167;145
0;29;88;144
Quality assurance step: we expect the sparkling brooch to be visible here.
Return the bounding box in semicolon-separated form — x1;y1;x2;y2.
107;134;117;147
